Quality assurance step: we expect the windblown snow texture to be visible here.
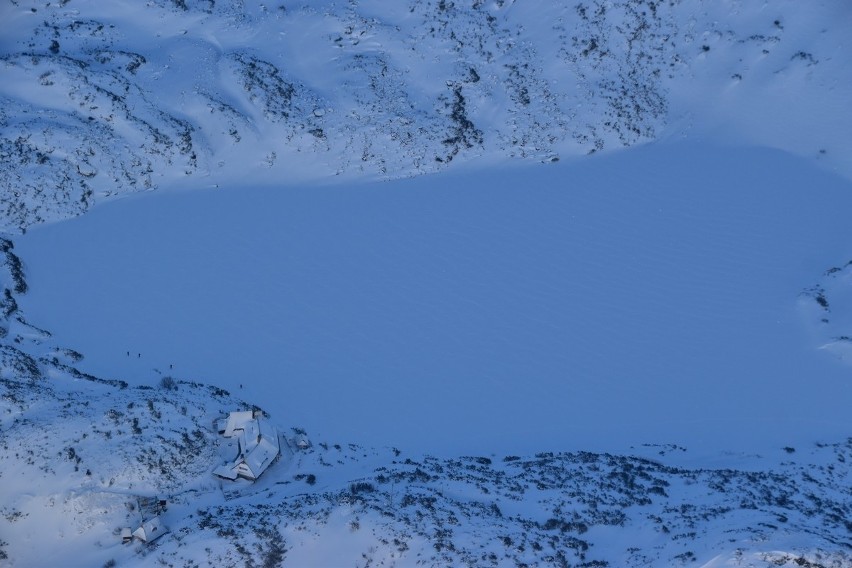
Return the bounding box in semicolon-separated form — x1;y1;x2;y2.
2;1;852;567
1;0;850;231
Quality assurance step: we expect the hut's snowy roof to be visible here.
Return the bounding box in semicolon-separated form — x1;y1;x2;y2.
132;516;166;543
219;410;254;438
241;417;279;478
213;411;279;481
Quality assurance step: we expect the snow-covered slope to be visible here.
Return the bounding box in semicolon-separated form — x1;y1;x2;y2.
2;0;852;566
3;366;851;567
1;0;850;231
1;238;850;566
4;142;852;567
14;141;852;459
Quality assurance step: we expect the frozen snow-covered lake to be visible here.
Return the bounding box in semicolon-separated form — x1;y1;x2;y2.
18;142;852;456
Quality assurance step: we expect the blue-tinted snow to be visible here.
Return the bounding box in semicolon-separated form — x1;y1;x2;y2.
17;142;852;457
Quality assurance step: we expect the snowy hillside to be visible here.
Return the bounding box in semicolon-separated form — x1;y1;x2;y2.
3;364;851;567
14;141;852;459
1;0;850;231
1;235;850;565
2;0;852;567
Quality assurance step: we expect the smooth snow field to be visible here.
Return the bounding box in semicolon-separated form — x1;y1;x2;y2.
17;142;852;457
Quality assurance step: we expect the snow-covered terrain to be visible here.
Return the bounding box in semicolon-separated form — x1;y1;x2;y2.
14;141;852;460
1;0;850;231
2;0;852;566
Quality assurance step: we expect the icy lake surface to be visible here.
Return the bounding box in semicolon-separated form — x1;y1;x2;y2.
18;142;852;456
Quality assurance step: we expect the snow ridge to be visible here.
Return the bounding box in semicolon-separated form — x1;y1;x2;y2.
2;1;852;566
2;0;850;231
2;362;851;566
1;221;851;566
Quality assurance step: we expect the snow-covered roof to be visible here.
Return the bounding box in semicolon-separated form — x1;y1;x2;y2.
214;411;280;481
132;516;166;543
241;417;279;479
219;410;254;438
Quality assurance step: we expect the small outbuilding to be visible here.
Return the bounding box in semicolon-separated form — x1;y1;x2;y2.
213;410;280;481
122;496;168;544
132;516;166;543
